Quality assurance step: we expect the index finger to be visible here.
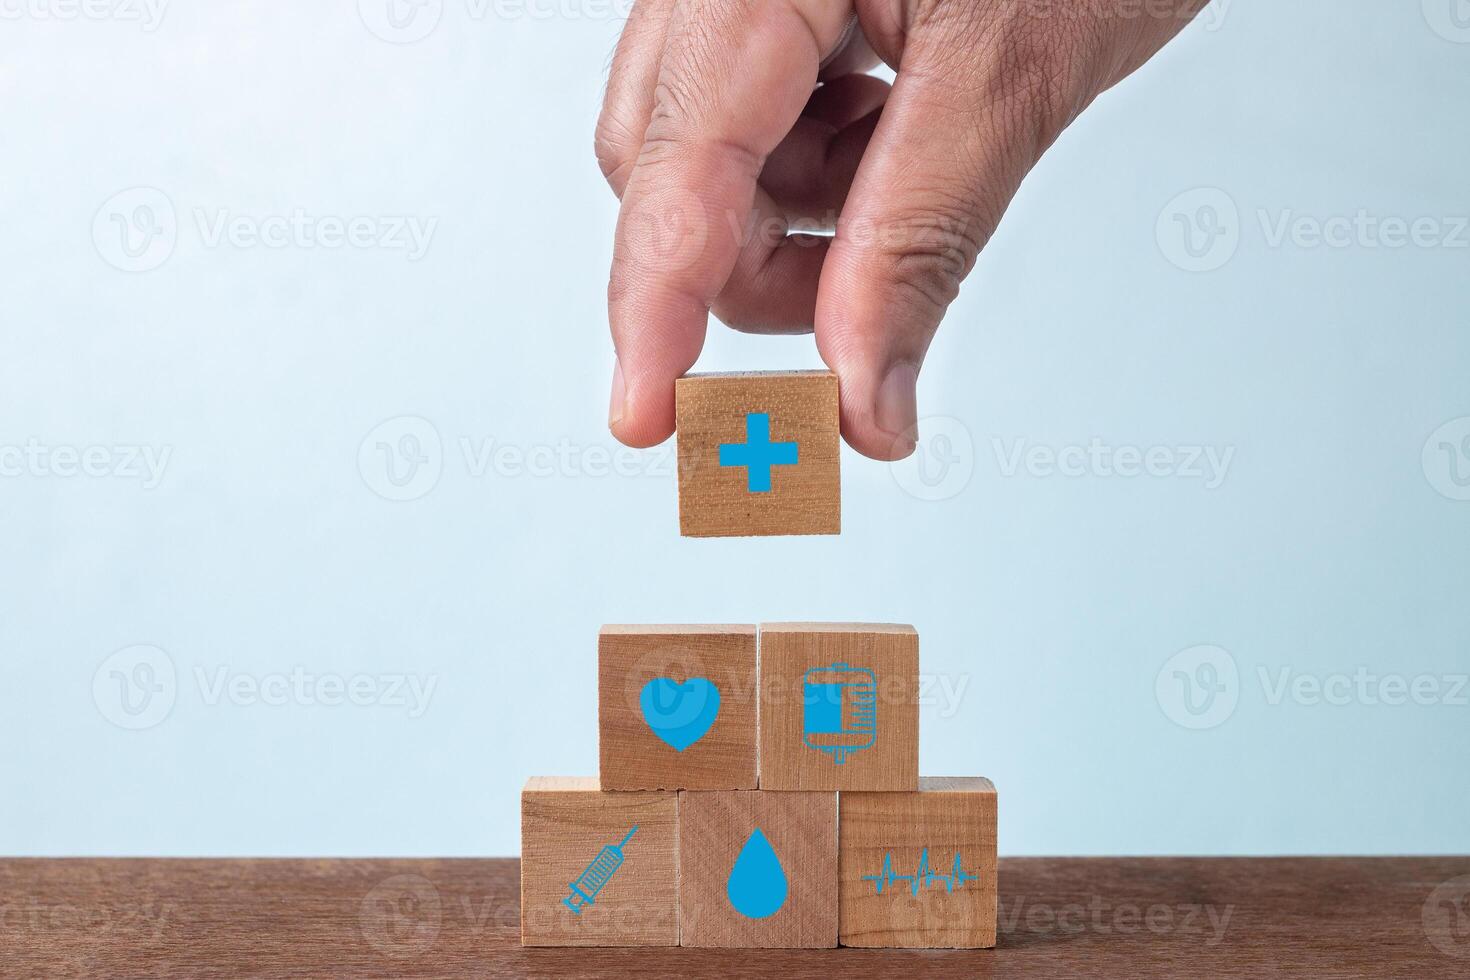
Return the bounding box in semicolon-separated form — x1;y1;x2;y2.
606;0;856;447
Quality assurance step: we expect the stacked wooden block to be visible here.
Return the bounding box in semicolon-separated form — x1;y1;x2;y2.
520;372;996;950
521;625;997;949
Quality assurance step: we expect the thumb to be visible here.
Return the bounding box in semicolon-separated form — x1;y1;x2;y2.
815;7;1089;460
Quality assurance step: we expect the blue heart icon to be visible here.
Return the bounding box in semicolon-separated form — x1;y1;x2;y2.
639;677;720;752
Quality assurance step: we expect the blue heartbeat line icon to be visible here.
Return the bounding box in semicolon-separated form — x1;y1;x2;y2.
860;849;978;897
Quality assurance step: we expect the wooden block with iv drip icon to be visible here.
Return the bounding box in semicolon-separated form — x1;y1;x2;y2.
756;624;919;791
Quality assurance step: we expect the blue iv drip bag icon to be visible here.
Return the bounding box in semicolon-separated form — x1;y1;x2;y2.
802;662;877;765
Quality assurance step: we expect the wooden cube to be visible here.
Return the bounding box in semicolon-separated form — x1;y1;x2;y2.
678;790;838;948
757;624;918;791
675;371;840;537
598;625;757;791
520;778;678;947
839;777;998;949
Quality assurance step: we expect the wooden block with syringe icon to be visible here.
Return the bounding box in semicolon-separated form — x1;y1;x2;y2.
519;777;678;947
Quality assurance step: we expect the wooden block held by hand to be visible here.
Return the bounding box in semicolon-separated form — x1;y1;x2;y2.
675;371;840;537
757;623;919;791
679;790;838;948
520;778;678;947
599;625;757;791
839;777;998;949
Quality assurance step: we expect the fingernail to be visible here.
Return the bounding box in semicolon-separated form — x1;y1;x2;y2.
876;361;919;456
609;358;626;429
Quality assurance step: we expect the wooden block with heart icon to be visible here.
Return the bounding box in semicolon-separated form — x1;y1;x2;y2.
599;625;758;791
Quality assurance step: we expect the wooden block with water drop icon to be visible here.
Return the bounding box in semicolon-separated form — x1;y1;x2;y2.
520;777;679;947
677;790;838;948
839;777;998;948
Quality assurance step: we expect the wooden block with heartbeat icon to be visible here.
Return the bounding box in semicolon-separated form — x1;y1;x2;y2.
838;777;998;948
674;371;840;537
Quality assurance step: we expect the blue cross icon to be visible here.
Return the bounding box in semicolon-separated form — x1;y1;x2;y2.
719;412;798;493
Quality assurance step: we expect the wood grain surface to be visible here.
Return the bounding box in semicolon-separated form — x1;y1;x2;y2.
758;624;919;791
3;857;1468;978
519;778;677;947
598;625;758;790
840;777;998;949
674;371;840;538
678;790;838;948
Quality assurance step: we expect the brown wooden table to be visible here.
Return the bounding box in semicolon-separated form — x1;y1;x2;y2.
3;857;1468;977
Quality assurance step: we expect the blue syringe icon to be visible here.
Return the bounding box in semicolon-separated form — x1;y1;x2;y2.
563;825;638;915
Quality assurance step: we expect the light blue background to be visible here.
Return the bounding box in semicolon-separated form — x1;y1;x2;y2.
3;1;1467;856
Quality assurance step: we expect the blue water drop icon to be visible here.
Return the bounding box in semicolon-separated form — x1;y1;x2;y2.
726;828;788;919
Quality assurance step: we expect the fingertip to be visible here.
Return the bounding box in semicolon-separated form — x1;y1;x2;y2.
608;366;677;449
835;360;921;462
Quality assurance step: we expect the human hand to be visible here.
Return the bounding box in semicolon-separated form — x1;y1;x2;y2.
597;0;1207;459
